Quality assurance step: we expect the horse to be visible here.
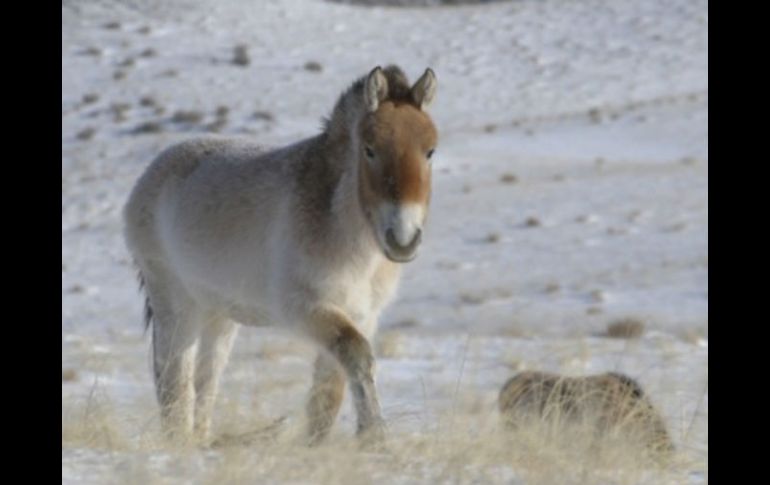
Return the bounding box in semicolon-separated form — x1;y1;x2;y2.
123;65;438;445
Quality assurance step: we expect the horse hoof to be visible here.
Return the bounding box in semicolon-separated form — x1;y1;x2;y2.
356;422;387;451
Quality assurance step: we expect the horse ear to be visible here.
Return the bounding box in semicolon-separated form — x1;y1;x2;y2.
411;68;437;110
364;66;388;112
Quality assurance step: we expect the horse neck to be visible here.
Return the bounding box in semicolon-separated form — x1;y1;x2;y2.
322;130;380;267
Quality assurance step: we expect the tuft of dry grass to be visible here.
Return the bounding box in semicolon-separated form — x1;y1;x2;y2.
303;61;323;72
589;289;606;303
76;128;96;141
139;96;157;107
82;93;100;105
253;110;275;122
389;317;420;329
586;306;603;315
215;105;230;118
132;121;164;134
605;318;646;339
499;172;518;184
110;102;131;119
81;46;102;57
525;216;541;227
498;371;674;462
62;386;133;451
459;291;485;305
62;368;78;382
172;110;204;124
233;44;250;66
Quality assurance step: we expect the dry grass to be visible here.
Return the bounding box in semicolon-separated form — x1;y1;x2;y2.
589;289;606;303
139;96;157;107
82;93;100;105
499;172;518;184
62;383;695;485
76;127;96;141
459;291;485;305
303;60;323;72
172;110;204;124
215;105;230;118
253;110;275;122
62;368;79;382
81;46;102;57
132;121;164;134
499;371;674;460
62;333;704;483
233;44;250;66
606;318;646;339
62;385;133;451
544;282;561;294
524;216;541;228
110;102;131;122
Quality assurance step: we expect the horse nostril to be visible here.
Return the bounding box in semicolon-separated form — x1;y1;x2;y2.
386;228;422;255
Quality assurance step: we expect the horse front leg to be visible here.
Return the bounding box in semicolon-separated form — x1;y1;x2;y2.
303;306;385;445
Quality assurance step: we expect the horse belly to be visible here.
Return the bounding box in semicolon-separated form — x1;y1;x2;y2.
157;189;288;317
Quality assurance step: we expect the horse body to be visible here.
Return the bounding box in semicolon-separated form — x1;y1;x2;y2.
123;65;437;444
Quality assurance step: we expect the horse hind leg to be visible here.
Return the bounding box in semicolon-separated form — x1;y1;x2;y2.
142;267;203;443
306;351;346;445
193;317;238;442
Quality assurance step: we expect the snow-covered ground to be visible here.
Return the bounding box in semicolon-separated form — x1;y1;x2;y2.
62;0;707;483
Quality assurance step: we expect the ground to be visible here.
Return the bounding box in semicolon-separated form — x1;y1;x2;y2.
62;1;708;483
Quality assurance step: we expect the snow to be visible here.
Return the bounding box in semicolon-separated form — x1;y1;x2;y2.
63;0;707;482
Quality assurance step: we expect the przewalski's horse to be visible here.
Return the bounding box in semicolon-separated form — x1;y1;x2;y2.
123;65;438;445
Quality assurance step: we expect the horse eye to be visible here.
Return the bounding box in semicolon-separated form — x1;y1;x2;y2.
427;149;435;160
365;146;375;159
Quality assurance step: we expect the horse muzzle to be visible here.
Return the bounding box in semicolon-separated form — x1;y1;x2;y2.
384;227;422;263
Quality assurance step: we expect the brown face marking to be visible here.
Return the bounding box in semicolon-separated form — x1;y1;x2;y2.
359;101;437;210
